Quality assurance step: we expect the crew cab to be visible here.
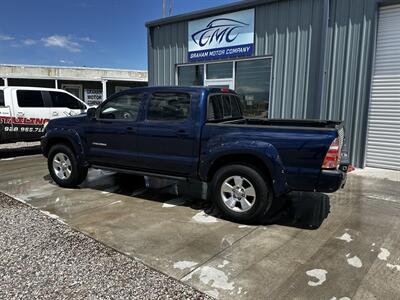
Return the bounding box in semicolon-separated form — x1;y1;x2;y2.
41;86;348;223
0;86;87;143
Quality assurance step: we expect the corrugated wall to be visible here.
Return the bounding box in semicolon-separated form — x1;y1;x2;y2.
320;0;377;167
147;0;378;167
148;20;187;86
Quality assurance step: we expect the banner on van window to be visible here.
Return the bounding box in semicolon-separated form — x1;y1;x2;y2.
188;9;255;62
84;89;102;106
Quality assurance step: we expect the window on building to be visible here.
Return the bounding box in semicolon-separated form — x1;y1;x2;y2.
99;93;143;120
206;62;233;79
50;91;86;109
61;84;83;99
0;90;4;107
235;58;272;118
147;92;190;121
177;65;204;86
17;90;44;107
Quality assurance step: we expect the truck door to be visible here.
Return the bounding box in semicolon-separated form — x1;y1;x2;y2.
136;92;196;176
12;89;50;141
46;90;87;118
83;92;143;168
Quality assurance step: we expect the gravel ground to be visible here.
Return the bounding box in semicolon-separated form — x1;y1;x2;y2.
0;193;211;300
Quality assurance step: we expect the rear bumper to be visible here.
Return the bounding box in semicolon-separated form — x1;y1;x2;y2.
315;169;347;193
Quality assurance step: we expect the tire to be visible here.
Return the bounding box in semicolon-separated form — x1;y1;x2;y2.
48;144;88;188
211;164;273;223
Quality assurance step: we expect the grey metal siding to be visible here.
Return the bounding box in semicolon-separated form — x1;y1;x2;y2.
147;0;378;167
366;4;400;170
320;0;377;168
148;21;187;86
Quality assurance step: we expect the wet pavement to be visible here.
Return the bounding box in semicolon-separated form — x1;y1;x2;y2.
0;154;399;299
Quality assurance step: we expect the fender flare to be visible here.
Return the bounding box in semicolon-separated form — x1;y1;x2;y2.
44;128;87;166
199;145;288;195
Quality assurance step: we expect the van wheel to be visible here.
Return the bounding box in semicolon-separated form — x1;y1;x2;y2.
48;144;88;188
211;164;273;223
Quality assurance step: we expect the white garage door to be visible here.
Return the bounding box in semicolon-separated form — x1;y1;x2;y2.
366;4;400;170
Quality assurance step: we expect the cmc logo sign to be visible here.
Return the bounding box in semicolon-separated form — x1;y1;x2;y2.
188;9;254;62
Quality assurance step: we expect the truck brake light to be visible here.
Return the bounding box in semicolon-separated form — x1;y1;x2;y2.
220;88;230;93
322;137;341;169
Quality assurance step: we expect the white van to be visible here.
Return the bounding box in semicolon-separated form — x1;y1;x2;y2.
0;86;88;143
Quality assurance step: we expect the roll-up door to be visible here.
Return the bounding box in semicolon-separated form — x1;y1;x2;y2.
366;4;400;170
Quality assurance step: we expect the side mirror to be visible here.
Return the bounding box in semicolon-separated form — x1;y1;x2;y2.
87;107;97;120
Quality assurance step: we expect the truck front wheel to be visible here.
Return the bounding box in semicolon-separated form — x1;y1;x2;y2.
211;164;273;223
48;144;88;188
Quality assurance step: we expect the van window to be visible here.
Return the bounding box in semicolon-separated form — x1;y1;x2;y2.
147;92;190;121
17;90;44;107
0;90;4;107
50;91;86;109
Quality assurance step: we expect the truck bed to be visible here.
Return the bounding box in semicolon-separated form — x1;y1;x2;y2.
221;118;343;130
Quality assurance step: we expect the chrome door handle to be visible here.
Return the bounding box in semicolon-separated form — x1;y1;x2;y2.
52;112;59;116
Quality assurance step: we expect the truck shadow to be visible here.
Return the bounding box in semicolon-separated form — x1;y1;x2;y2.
262;192;330;229
45;171;331;230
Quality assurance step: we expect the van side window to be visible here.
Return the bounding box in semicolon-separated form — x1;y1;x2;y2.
147;92;190;121
50;91;86;109
0;90;4;107
17;90;44;107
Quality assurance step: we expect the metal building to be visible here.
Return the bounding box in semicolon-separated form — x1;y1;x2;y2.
146;0;400;170
0;64;148;106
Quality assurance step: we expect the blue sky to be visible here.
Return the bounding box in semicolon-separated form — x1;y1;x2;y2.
0;0;237;70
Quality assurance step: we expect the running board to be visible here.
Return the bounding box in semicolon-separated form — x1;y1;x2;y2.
91;165;188;181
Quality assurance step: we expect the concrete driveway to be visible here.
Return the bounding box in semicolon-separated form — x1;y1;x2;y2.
1;154;400;299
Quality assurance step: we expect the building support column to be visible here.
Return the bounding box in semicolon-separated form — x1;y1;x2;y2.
3;78;8;87
54;79;58;89
102;80;108;101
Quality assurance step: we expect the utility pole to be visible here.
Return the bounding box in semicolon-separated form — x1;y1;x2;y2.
162;0;166;17
162;0;172;17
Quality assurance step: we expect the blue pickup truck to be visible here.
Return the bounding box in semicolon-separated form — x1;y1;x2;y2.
41;86;348;223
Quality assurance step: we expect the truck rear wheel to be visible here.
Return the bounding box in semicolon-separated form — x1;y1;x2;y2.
211;164;273;223
48;144;88;188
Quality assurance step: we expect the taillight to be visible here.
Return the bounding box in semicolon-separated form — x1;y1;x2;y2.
322;137;341;169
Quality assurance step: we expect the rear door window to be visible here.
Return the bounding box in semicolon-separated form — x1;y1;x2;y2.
17;90;44;107
49;91;86;109
147;92;190;121
0;90;4;107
